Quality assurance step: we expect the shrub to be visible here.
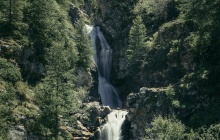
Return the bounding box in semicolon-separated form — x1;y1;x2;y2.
0;58;22;83
145;116;186;140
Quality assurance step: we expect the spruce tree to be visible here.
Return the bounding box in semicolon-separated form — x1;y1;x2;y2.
36;44;79;139
26;0;78;79
126;15;147;72
0;0;28;43
74;19;93;69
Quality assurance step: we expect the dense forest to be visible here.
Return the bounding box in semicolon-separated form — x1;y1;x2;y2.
0;0;219;139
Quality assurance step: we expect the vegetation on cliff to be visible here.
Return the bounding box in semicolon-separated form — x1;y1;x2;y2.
91;0;220;139
0;0;92;139
0;0;220;139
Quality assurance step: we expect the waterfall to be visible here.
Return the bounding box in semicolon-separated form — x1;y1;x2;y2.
87;25;122;109
100;110;128;140
86;25;127;140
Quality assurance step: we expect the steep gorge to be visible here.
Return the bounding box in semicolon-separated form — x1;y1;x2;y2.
0;0;220;139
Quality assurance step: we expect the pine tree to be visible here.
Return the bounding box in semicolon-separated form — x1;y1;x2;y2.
26;0;78;79
74;19;93;69
126;15;147;71
36;44;79;139
0;0;28;43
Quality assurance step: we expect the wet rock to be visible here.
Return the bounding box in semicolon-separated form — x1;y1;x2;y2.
101;106;111;117
92;106;101;116
92;127;101;140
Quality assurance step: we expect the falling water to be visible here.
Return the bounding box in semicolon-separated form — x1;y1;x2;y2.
86;25;127;140
86;25;122;109
100;110;128;140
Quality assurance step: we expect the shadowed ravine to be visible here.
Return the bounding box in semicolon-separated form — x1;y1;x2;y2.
86;25;127;140
87;26;122;109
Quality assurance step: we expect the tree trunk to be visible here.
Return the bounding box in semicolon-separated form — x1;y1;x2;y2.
55;78;59;140
9;0;12;30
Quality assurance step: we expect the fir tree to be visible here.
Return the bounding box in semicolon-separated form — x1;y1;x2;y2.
74;19;93;69
36;44;79;139
126;15;147;72
0;0;28;43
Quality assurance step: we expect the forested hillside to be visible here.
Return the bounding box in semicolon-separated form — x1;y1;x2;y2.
0;0;220;139
0;0;93;139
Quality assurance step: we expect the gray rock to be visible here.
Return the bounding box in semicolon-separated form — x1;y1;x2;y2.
92;106;101;116
101;106;111;117
83;101;100;108
8;125;27;140
77;121;89;132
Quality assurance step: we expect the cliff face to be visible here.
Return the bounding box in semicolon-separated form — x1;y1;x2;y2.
85;0;140;100
1;0;219;139
126;87;173;139
85;0;220;139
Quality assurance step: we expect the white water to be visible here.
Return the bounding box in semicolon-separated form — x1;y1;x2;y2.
100;110;128;140
86;25;122;109
86;25;127;140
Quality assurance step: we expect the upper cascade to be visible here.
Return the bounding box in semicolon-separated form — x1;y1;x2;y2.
86;25;122;109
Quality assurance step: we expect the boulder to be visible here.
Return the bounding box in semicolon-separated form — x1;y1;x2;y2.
101;106;111;117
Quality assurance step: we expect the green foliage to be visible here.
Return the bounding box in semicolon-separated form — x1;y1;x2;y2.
0;0;91;138
134;0;180;32
199;124;220;140
0;58;22;83
27;0;78;62
0;83;16;137
0;39;22;60
145;116;186;140
15;81;34;101
0;0;29;44
126;15;147;73
74;19;93;69
34;43;82;138
165;85;181;108
165;85;175;97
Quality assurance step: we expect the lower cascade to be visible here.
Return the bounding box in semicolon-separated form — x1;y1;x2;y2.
100;110;128;140
86;25;127;140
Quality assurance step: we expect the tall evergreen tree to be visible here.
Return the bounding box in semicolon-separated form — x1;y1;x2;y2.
74;19;93;69
26;0;78;79
126;15;147;72
36;44;79;139
0;0;28;43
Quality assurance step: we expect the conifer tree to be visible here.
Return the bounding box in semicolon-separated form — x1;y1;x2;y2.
0;0;28;42
36;44;79;139
74;19;93;69
26;0;78;79
126;15;147;71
